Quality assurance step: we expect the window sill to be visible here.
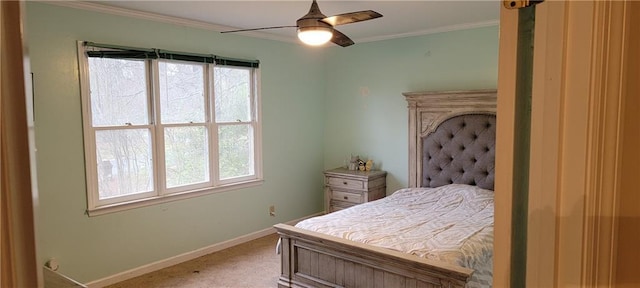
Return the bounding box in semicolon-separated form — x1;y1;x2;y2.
86;179;264;217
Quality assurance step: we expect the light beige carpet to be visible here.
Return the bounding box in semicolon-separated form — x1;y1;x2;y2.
106;233;280;288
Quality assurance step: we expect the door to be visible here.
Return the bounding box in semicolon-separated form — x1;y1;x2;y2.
0;1;40;287
496;0;638;287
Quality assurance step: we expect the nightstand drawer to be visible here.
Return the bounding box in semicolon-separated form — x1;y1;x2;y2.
327;177;364;190
331;190;362;204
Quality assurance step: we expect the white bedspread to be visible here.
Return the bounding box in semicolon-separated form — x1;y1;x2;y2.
295;184;494;287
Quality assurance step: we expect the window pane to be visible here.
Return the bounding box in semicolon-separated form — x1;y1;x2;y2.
165;126;209;188
159;61;205;124
96;129;153;199
214;67;251;123
88;58;148;126
218;124;253;180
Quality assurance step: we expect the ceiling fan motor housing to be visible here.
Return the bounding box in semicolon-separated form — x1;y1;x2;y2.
297;18;333;30
297;0;333;30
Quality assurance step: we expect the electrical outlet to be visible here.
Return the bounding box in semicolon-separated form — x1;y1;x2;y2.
269;205;276;217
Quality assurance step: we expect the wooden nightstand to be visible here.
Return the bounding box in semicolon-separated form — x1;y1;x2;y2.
324;168;387;213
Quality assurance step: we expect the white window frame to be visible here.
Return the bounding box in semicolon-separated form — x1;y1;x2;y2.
78;42;263;216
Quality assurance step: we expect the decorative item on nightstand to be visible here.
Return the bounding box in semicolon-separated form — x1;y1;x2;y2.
347;155;375;171
348;155;359;171
323;167;387;213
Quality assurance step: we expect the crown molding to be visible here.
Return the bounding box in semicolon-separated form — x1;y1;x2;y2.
43;1;297;44
357;20;500;44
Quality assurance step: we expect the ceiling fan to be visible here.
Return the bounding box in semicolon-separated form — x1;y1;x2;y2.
221;0;383;47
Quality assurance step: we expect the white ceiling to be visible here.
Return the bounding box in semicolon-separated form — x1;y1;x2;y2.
80;1;500;45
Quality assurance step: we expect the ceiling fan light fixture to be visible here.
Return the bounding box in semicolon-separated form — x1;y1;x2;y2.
297;26;333;46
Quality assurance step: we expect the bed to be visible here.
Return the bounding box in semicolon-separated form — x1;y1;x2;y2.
275;89;497;288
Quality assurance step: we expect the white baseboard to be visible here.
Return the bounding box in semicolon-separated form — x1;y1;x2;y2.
85;213;322;288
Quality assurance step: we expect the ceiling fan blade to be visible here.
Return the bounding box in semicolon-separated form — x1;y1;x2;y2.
322;10;382;26
221;25;297;34
331;29;355;47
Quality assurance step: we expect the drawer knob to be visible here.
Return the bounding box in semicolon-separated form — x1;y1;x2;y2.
344;196;349;200
343;181;348;185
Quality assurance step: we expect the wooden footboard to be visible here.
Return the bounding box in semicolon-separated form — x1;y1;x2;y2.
274;224;473;288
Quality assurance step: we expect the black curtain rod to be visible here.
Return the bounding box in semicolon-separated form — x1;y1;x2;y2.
83;41;259;68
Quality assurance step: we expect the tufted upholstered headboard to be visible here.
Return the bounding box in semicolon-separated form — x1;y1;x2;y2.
422;113;496;190
403;90;497;190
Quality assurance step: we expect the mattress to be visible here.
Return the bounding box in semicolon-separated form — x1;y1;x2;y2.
295;184;494;287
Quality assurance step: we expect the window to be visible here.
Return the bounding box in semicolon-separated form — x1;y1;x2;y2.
78;42;262;215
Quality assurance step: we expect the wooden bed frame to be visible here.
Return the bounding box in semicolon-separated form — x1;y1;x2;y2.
275;90;497;288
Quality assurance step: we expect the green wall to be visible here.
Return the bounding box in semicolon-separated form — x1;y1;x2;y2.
27;2;326;283
323;26;499;192
26;2;498;284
